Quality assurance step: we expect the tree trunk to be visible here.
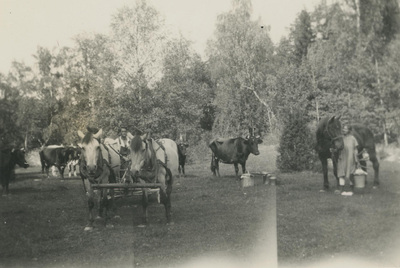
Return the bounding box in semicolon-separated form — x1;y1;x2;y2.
375;58;388;146
355;0;361;34
24;132;28;150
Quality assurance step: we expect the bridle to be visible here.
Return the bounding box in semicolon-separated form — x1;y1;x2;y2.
324;125;343;144
80;137;104;183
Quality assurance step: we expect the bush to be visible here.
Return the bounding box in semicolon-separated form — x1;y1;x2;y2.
276;112;317;172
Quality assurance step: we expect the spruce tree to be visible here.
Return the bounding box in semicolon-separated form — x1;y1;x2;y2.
276;112;316;172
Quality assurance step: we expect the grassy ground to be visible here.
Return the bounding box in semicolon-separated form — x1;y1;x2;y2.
1;144;399;268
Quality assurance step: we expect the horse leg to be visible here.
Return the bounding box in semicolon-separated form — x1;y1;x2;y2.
160;184;172;224
369;153;380;188
332;156;339;188
85;186;95;231
103;189;114;228
319;155;329;191
141;189;149;225
98;189;104;220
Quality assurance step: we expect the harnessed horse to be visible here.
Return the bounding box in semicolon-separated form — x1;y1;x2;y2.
129;133;179;225
78;128;116;231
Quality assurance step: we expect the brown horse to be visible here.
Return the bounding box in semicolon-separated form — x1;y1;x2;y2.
316;116;380;191
78;128;116;231
129;132;179;225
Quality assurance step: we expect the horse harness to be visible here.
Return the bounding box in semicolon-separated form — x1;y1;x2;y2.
136;139;172;183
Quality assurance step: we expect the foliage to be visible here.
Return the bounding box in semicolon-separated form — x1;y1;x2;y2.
1;0;400;154
207;0;275;136
276;110;317;172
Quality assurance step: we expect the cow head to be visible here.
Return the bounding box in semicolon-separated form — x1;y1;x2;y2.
245;128;263;155
78;129;103;178
12;148;29;168
178;142;189;156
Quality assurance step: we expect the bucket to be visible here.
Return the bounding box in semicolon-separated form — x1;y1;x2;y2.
240;173;254;187
268;174;277;186
354;174;366;188
353;168;367;188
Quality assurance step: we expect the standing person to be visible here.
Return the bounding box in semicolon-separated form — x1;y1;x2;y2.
337;125;359;196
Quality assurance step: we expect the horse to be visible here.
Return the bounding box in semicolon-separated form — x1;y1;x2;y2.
316;115;380;191
316;116;343;191
129;132;179;225
77;128;117;231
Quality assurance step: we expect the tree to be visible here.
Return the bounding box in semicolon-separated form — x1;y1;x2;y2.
152;37;214;139
276;110;316;172
207;0;275;136
289;10;314;65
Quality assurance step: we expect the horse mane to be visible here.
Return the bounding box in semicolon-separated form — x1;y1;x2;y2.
82;132;93;145
130;135;143;153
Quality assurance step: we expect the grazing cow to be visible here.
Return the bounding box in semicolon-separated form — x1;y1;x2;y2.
129;132;179;225
39;146;77;179
78;128;117;231
209;128;263;177
177;142;189;177
316;116;380;191
0;148;29;195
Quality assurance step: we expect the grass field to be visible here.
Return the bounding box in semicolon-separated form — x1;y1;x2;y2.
1;144;400;268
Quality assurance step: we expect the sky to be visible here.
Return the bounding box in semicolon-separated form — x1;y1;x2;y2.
0;0;321;74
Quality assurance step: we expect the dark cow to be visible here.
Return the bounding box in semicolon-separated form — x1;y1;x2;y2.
316;115;380;191
177;142;189;177
0;148;29;195
209;129;263;177
39;146;78;179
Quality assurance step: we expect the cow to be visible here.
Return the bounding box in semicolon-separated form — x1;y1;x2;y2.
177;142;189;177
0;148;29;196
209;128;263;177
39;146;78;179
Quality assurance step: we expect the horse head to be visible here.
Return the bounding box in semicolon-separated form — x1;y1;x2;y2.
78;129;103;180
129;132;151;179
326;116;344;151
